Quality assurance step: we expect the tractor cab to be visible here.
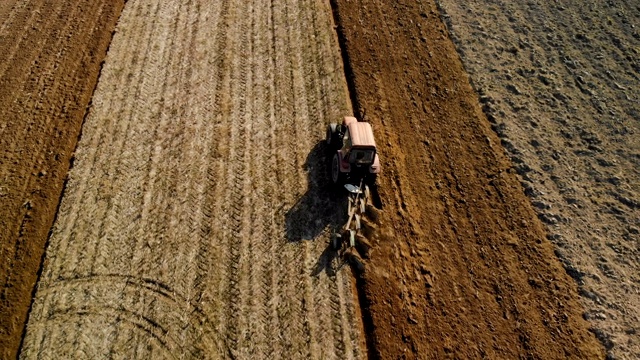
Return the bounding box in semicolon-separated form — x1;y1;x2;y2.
326;116;380;185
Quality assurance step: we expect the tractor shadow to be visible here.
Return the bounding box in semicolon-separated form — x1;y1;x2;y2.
285;141;347;276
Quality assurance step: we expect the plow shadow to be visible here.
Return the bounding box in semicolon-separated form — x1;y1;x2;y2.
285;141;347;275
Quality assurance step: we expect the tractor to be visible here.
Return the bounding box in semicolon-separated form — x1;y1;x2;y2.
326;116;380;186
325;116;380;273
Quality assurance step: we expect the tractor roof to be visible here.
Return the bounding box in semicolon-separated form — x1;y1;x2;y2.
348;121;376;148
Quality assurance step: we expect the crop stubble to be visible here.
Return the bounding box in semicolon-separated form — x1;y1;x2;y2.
21;0;364;358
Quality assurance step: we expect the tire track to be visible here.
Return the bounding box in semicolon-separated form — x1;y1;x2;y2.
260;2;284;357
244;0;271;355
223;1;253;356
194;0;232;355
273;0;316;357
285;0;322;357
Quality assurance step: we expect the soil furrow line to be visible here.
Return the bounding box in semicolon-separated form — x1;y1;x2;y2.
0;0;23;34
223;0;252;355
0;4;75;149
0;0;53;82
195;0;232;354
244;0;271;355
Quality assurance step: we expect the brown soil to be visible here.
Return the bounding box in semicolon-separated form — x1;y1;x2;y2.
4;0;631;358
332;0;605;358
436;1;639;358
0;1;124;358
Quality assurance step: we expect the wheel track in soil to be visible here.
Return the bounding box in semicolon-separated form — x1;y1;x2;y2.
20;0;363;358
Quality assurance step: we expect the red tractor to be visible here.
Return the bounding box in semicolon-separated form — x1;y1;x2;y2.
326;116;380;186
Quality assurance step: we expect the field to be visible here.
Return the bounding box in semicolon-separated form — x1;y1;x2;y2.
19;0;363;358
1;0;637;359
436;1;639;358
0;1;124;358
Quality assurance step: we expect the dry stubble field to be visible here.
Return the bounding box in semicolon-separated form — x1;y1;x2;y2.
21;0;364;358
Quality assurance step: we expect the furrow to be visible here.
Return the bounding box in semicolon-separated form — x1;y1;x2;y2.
223;0;252;356
0;0;73;151
0;0;24;34
0;0;53;82
245;0;270;356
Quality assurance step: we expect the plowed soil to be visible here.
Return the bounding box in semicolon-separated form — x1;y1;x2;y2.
332;0;605;358
0;1;124;358
21;0;364;358
436;1;639;358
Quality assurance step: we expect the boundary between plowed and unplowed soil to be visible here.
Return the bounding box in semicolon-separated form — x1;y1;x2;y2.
330;0;604;358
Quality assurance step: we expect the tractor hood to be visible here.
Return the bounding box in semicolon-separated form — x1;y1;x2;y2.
347;122;376;148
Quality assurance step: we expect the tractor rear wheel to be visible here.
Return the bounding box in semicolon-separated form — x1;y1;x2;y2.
331;153;344;185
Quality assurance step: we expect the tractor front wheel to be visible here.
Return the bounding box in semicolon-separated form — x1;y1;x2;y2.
326;123;337;146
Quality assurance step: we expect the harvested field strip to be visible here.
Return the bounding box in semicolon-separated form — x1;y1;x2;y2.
0;1;124;358
21;0;363;358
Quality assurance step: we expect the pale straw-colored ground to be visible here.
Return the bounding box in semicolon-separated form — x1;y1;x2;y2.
21;0;364;358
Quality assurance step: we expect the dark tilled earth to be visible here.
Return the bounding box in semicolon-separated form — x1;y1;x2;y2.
333;0;604;358
0;1;124;358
